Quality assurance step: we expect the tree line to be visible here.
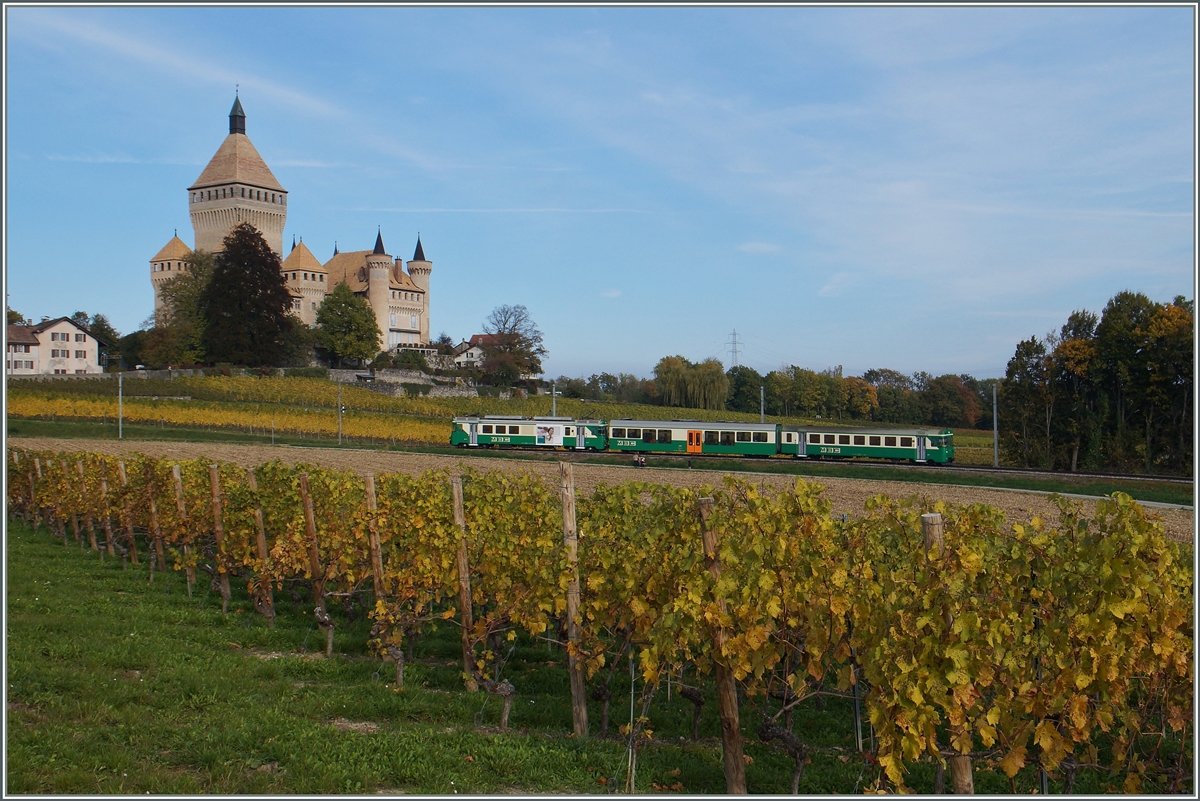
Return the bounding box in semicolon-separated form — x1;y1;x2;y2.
552;291;1190;475
1000;291;1192;475
553;360;993;430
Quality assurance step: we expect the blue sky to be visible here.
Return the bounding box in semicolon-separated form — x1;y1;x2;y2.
5;6;1194;379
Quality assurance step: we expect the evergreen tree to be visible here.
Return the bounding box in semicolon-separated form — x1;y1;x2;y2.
199;224;295;367
315;281;381;367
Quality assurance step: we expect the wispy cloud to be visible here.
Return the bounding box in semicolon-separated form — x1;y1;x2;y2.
273;159;352;168
818;272;859;297
16;9;340;118
44;153;200;165
738;242;780;254
602;289;621;298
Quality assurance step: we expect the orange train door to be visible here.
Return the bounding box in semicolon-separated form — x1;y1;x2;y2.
686;430;702;454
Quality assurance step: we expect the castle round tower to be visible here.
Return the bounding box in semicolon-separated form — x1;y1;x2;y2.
366;231;392;352
406;236;433;345
187;97;288;255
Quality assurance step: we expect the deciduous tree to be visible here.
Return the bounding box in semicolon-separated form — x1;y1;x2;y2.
199;224;295;367
481;304;547;384
315;281;381;368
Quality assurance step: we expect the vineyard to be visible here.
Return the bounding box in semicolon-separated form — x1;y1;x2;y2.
6;445;1192;794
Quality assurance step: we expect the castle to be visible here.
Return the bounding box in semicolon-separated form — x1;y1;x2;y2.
149;97;432;352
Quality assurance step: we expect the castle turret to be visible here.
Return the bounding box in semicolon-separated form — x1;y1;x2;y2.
366;230;392;353
187;96;287;255
149;234;194;317
406;236;433;345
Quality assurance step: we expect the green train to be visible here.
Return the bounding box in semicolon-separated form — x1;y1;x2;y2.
450;416;955;464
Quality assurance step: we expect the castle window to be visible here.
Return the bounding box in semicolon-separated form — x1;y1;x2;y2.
410;315;418;329
319;275;324;282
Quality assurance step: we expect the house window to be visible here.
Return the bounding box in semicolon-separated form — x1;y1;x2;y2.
75;333;86;342
75;350;86;359
75;369;87;374
54;369;67;375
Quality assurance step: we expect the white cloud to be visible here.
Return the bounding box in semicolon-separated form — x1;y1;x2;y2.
818;272;858;297
602;289;621;298
738;242;781;254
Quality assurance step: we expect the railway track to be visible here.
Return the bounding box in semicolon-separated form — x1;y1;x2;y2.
489;447;1193;486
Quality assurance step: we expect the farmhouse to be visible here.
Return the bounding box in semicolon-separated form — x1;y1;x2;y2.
6;317;109;375
149;97;433;354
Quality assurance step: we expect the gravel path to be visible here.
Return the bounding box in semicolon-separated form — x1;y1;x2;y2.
10;437;1193;544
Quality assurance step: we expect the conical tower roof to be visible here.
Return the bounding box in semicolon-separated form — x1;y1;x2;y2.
373;229;386;255
281;240;323;272
412;235;427;262
151;235;192;262
189;99;284;192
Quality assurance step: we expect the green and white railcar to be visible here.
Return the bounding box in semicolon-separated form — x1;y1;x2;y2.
450;416;606;450
783;427;955;463
607;419;780;457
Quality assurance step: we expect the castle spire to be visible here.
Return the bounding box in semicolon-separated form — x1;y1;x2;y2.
412;234;426;262
373;228;386;255
291;234;296;252
229;95;246;135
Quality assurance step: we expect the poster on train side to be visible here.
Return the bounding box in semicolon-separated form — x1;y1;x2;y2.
536;425;564;446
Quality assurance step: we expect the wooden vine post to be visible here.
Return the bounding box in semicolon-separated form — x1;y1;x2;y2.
699;497;748;794
922;512;974;795
27;461;41;531
117;462;139;565
77;461;99;553
209;465;233;613
365;475;385;600
298;473;334;656
245;468;275;627
450;476;478;693
63;460;82;548
559;462;589;738
172;464;194;597
99;469;117;561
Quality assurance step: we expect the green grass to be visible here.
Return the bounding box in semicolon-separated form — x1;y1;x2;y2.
7;518;1130;794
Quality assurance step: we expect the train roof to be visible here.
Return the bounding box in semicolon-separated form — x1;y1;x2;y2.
781;425;955;436
452;415;605;424
608;419;780;432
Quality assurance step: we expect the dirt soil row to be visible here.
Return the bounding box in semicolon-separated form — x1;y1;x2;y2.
10;437;1193;544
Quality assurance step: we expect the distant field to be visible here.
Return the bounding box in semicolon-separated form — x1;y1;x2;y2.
8;375;976;436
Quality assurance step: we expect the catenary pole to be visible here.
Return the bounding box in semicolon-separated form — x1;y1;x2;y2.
118;372;123;439
338;381;343;445
992;383;999;467
760;386;765;423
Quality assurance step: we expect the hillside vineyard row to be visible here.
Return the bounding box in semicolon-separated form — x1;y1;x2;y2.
7;446;1192;794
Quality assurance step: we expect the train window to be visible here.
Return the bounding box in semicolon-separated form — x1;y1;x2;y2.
853;435;865;445
753;432;769;442
869;436;881;446
507;426;519;435
627;429;641;438
705;431;719;445
565;427;573;435
658;430;673;442
824;435;836;445
838;435;850;445
884;436;897;447
611;428;625;438
784;433;793;443
900;437;913;448
736;431;751;442
721;432;735;446
643;430;657;443
482;425;493;433
809;434;821;444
